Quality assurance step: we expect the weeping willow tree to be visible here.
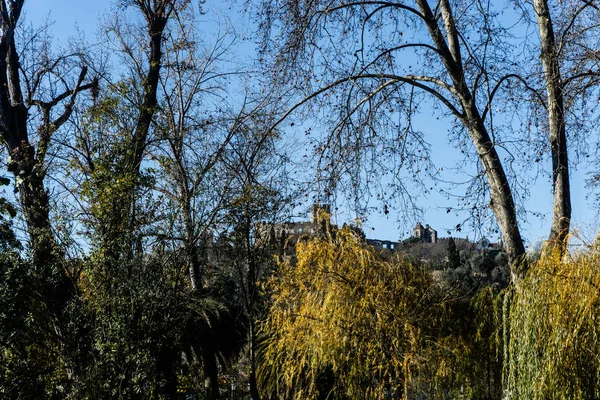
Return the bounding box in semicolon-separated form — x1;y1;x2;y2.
259;226;502;399
505;246;600;399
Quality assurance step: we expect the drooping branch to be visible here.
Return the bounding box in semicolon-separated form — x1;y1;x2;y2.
322;1;425;20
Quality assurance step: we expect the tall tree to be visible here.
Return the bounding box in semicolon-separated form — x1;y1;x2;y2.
257;0;527;266
152;9;242;290
0;1;96;314
533;0;571;248
149;11;249;396
75;0;181;260
221;111;291;400
524;0;600;248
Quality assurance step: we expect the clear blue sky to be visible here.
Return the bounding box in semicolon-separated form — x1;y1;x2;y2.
23;0;600;248
24;0;108;40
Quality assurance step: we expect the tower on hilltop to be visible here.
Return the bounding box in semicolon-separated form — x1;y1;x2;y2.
414;222;437;243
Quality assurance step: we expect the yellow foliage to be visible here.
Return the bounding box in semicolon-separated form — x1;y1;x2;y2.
505;245;600;399
259;227;449;399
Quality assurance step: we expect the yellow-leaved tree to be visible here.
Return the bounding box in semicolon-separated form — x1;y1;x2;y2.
505;246;600;399
259;226;494;399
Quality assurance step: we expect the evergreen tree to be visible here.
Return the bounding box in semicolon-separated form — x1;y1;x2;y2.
447;237;461;269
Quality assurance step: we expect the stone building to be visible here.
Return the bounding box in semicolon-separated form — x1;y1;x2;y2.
254;204;333;247
366;239;399;251
414;222;438;243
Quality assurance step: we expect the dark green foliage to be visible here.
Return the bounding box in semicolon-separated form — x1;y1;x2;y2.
0;192;67;398
0;231;248;399
443;249;510;294
0;252;47;399
68;253;247;399
447;237;461;269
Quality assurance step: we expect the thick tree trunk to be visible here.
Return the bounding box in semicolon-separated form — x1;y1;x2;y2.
9;144;73;315
131;14;169;173
533;0;571;249
102;3;170;260
7;138;55;260
180;185;204;290
202;343;220;400
417;0;526;267
462;101;526;266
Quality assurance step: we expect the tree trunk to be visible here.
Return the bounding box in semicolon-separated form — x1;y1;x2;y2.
249;322;261;400
180;183;204;290
0;1;59;269
533;0;571;249
9;144;73;314
245;217;262;400
131;14;168;173
100;3;170;260
464;104;526;267
417;0;526;267
202;342;220;400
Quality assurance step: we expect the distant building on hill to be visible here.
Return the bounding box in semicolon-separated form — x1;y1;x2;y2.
414;222;438;243
254;203;334;248
366;238;399;252
475;237;504;251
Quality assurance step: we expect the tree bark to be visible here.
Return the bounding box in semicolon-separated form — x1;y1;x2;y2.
464;104;526;266
249;321;261;400
129;1;179;173
533;0;571;249
202;342;220;400
417;0;526;266
0;0;74;308
103;1;173;259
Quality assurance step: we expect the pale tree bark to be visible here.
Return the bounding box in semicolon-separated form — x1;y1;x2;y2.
533;0;571;249
417;0;526;265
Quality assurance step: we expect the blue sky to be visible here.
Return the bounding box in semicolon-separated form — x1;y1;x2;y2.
24;0;108;40
22;0;600;247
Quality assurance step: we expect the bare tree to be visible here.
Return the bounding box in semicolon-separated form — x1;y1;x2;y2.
533;0;571;248
525;0;600;248
257;0;528;265
149;14;251;396
220;110;292;400
152;8;242;291
0;1;97;314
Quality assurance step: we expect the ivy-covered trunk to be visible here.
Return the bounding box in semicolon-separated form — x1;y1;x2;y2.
0;0;93;281
9;147;55;262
